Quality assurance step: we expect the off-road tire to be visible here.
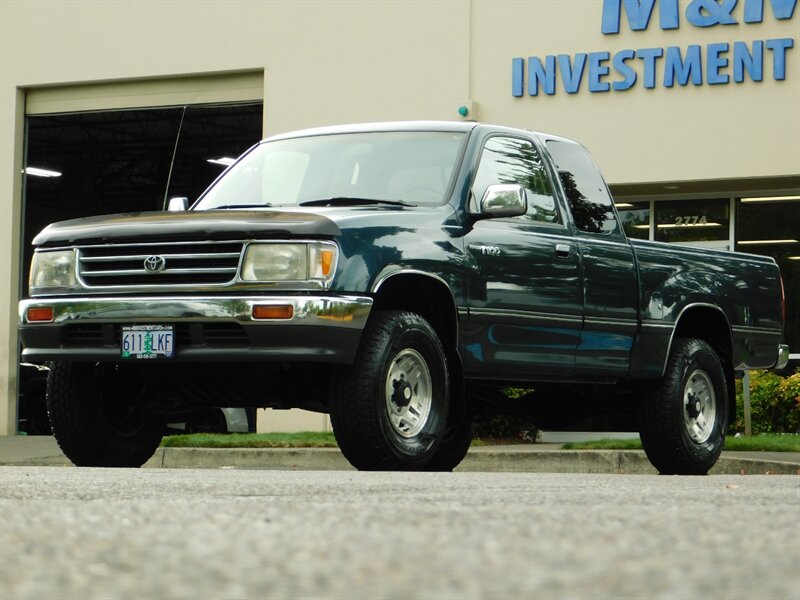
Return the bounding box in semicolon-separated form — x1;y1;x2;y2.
423;421;474;472
638;338;728;475
330;311;449;470
46;362;164;467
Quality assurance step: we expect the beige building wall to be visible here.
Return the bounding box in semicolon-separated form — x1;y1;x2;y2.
1;0;798;434
472;1;799;183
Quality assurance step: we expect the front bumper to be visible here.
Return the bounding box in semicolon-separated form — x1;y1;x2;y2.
19;295;372;363
775;344;790;370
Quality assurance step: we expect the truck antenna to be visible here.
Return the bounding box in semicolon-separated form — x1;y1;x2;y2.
163;106;187;210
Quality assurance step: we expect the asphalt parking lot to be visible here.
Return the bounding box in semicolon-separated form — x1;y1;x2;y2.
1;467;798;600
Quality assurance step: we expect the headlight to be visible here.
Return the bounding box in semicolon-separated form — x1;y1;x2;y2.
30;250;77;289
240;242;338;285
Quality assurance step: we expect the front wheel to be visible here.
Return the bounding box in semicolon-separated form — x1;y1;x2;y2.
46;362;164;467
330;311;449;470
638;338;729;475
423;421;474;472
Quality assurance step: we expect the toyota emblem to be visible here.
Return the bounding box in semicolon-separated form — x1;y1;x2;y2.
143;255;167;273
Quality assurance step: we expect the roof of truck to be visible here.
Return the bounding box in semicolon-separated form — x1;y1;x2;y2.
262;121;581;148
265;120;480;142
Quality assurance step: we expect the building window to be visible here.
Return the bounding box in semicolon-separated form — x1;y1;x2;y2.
737;196;800;353
654;199;730;244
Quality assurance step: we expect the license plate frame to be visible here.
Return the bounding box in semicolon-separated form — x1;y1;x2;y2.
121;325;175;359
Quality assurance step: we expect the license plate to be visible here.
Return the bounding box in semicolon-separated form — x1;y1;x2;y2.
121;325;175;359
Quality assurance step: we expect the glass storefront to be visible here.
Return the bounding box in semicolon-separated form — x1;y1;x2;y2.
654;199;731;246
737;196;800;354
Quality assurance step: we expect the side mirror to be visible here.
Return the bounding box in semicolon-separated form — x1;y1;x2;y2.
166;197;189;212
472;184;527;219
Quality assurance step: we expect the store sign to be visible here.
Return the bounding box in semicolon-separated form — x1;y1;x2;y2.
512;0;797;96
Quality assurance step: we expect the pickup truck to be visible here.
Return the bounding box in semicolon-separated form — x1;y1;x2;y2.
19;121;790;474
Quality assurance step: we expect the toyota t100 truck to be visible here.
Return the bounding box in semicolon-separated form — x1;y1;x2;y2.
19;121;790;474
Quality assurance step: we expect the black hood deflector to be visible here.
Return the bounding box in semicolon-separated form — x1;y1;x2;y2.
32;210;341;247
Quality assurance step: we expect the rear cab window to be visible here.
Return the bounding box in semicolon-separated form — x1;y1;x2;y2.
545;140;621;236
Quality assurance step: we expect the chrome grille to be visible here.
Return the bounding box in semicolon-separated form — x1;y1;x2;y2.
78;242;243;287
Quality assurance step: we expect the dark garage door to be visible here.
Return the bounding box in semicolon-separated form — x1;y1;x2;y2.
17;102;263;433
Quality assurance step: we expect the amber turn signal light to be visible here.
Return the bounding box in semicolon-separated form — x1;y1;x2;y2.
252;304;294;320
320;249;334;276
27;307;54;322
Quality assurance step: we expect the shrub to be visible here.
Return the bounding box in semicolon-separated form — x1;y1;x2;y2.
473;388;539;442
474;414;539;442
731;369;800;434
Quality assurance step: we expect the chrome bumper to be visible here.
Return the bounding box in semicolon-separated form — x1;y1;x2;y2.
19;295;373;329
19;295;373;363
775;344;790;370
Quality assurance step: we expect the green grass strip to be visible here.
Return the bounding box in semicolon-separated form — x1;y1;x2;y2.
160;432;798;452
561;434;799;452
160;431;338;449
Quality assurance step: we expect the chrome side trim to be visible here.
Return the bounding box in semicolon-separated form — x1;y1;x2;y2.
372;269;451;294
20;295;373;330
469;307;582;324
584;316;638;329
731;325;782;335
641;321;673;329
371;269;460;347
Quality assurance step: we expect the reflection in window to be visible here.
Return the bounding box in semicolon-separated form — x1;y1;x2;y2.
545;141;616;234
196;132;466;209
616;201;650;240
654;199;729;243
472;136;559;224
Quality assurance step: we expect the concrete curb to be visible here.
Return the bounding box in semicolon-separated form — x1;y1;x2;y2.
143;447;352;471
2;437;798;474
137;447;800;474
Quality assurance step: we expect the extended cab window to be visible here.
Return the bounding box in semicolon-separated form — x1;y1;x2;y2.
472;136;560;224
546;140;618;234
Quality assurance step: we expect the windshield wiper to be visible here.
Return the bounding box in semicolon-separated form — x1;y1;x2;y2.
298;197;413;208
206;203;273;210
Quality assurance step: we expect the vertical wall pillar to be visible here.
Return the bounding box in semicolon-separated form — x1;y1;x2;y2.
0;88;25;436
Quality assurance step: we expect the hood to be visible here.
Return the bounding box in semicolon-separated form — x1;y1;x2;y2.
32;210;342;247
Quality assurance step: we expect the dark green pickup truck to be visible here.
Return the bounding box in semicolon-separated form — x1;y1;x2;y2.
19;121;789;474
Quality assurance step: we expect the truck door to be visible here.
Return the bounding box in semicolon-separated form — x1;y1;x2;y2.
544;139;639;378
462;135;583;380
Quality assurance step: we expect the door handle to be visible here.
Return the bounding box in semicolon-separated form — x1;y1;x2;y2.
555;243;571;258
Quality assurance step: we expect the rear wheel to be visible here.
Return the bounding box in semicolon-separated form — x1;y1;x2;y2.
46;362;164;467
638;338;728;475
330;311;449;470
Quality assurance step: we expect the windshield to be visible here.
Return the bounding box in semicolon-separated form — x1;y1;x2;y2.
194;131;467;210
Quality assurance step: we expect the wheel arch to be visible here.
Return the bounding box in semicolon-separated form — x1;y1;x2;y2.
668;303;735;423
371;271;465;420
372;271;458;350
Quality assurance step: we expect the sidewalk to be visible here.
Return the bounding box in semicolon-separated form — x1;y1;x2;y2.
1;436;798;474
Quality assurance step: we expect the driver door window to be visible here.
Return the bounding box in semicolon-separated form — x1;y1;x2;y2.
472;137;561;225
